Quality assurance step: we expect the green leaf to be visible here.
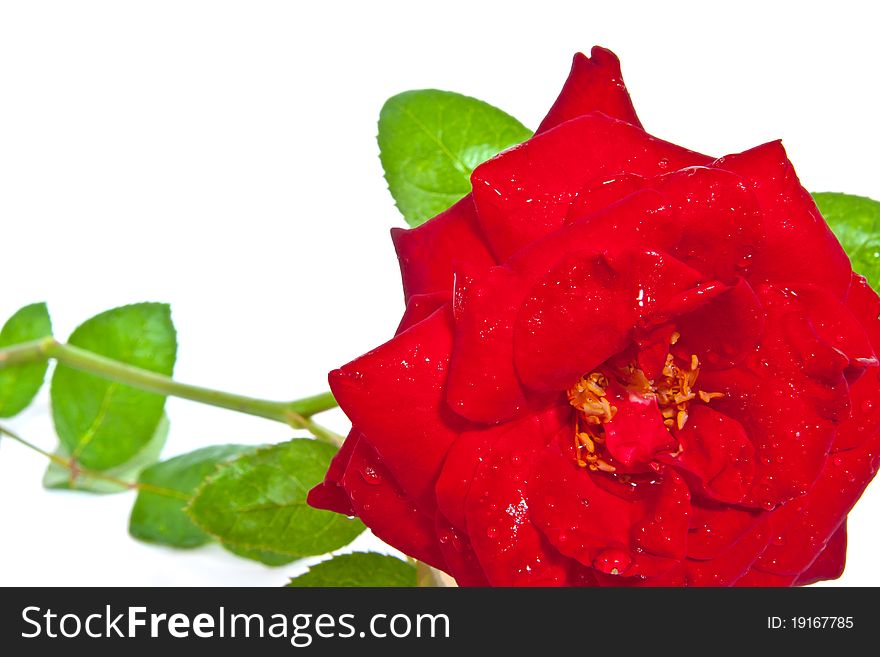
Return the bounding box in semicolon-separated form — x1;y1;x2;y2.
814;193;880;292
287;553;417;587
43;413;170;493
379;89;532;227
222;542;297;567
50;303;177;470
187;439;364;557
129;444;255;547
0;302;53;417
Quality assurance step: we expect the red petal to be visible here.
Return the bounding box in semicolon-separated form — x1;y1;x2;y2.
342;439;446;571
698;284;849;509
391;195;496;302
713;141;851;298
471;114;711;261
655;166;763;283
634;323;676;381
434;515;490;587
566;174;648;223
464;414;571;586
514;249;705;392
834;274;880;452
435;424;503;530
396;291;449;335
753;435;880;576
734;569;795;587
799;285;877;368
686;512;772;586
445;265;529;423
530;440;689;578
686;500;765;561
447;191;677;422
307;430;360;515
602;379;676;469
659;405;755;504
673;277;764;370
330;306;462;505
536;46;642;134
794;521;847;586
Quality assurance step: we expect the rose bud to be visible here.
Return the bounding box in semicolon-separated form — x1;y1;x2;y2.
308;47;880;586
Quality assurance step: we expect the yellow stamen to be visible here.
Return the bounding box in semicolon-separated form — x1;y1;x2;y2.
676;409;689;430
578;432;596;453
698;390;724;403
596;459;616;473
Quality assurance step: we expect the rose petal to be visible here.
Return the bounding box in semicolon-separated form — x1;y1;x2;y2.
307;430;360;516
655;166;763;283
797;285;877;369
536;46;642;134
833;274;880;452
602;379;677;469
713;141;851;298
514;249;706;392
391;194;496;302
753;433;880;576
686;512;772;586
447;191;678;422
734;569;796;587
464;415;571;586
686;500;766;561
471;113;711;261
794;521;847;586
330;306;463;504
659;405;756;504
342;439;446;571
530;439;689;578
673;277;764;370
435;424;505;530
434;514;490;586
396;291;449;335
699;284;849;509
445;265;529;423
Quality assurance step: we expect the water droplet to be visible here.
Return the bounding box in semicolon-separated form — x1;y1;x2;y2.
486;526;498;539
593;548;632;575
359;466;383;485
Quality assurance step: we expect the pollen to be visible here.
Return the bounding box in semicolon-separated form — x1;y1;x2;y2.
567;332;725;473
698;390;724;403
568;372;616;473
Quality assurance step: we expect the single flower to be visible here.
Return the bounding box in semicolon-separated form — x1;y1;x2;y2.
309;47;880;586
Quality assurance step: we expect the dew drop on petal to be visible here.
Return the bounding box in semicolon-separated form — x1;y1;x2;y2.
359;466;383;485
593;548;632;575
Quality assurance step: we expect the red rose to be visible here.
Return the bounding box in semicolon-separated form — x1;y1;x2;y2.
309;47;880;586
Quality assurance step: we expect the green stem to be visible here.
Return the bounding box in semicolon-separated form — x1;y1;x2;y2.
0;338;343;447
0;425;188;499
416;561;457;587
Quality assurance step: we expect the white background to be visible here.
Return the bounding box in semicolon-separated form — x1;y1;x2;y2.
0;0;878;586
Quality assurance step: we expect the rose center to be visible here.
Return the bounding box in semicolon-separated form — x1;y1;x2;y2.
566;331;723;473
